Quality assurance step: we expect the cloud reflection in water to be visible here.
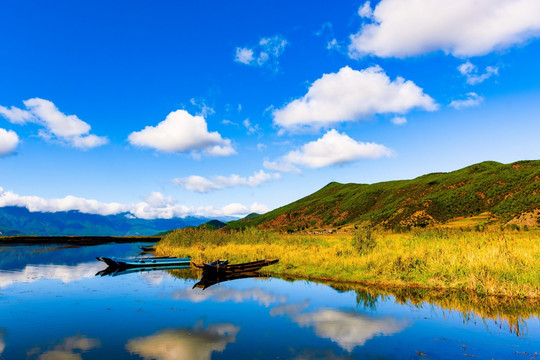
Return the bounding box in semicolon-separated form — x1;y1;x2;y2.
126;323;240;360
0;262;103;288
31;335;100;360
172;285;287;306
295;309;406;352
0;329;4;356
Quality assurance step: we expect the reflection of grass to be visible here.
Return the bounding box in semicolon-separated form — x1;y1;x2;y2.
344;284;540;337
156;228;540;298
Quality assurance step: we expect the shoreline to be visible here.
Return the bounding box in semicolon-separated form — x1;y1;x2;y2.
156;227;540;299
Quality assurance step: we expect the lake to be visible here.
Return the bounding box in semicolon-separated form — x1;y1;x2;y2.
0;243;539;359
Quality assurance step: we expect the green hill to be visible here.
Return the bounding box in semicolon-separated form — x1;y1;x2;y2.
228;160;540;231
198;219;227;230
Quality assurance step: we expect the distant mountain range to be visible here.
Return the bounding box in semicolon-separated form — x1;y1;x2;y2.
0;206;232;236
228;160;540;231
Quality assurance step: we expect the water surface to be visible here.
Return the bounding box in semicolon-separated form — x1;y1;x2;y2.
0;243;539;359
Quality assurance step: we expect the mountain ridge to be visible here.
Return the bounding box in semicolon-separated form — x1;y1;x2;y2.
228;160;540;231
0;206;216;236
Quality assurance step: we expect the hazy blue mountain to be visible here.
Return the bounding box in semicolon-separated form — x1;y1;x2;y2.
0;206;215;236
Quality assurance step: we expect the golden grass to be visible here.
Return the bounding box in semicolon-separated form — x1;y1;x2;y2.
155;227;540;298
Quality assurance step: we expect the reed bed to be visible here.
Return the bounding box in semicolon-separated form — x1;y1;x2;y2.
156;227;540;298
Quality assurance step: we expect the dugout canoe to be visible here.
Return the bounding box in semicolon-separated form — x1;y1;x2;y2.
192;259;278;273
97;256;191;269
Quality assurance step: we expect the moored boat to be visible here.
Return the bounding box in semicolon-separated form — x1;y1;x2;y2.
139;245;155;252
97;256;191;269
192;259;278;273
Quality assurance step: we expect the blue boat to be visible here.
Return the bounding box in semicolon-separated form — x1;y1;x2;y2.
97;256;191;269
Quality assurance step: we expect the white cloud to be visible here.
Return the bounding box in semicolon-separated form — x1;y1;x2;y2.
295;309;406;352
242;118;260;135
0;128;19;156
173;170;280;193
263;160;301;174
458;61;499;85
349;0;540;58
449;92;484;109
0;105;33;124
0;98;108;149
234;35;287;70
358;1;373;18
127;109;235;157
0;186;130;216
272;66;437;133
0;187;268;219
265;130;392;171
390;116;407;125
190;98;215;118
234;47;255;64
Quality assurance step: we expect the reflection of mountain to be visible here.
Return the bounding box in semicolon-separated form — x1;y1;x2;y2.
33;335;100;360
126;323;239;360
0;262;103;288
0;243;146;271
295;309;406;352
172;284;287;306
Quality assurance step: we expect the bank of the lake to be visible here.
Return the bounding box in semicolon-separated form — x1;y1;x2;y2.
156;227;540;298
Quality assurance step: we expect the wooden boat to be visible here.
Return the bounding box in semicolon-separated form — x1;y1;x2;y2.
192;259;278;273
96;256;191;269
96;263;190;277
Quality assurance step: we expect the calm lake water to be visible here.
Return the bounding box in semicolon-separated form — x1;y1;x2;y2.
0;243;539;359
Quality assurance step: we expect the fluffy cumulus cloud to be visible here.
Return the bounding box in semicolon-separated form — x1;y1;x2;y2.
0;186;130;215
0;187;267;219
449;92;484;109
234;35;287;70
0;98;108;149
458;61;499;85
128;109;235;157
0;128;19;156
173;170;280;193
264;130;392;172
272;66;437;133
349;0;540;58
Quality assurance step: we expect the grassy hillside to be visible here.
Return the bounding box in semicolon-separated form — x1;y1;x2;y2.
228;160;540;231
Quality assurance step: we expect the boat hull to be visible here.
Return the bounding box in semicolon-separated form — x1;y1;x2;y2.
97;256;191;269
192;259;278;274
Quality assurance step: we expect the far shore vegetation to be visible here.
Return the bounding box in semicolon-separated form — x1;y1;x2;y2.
156;226;540;299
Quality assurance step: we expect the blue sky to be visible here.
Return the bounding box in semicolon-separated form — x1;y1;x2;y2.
1;0;539;219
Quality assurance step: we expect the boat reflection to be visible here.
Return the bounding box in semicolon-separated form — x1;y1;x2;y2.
96;264;190;277
193;271;269;290
126;322;240;360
